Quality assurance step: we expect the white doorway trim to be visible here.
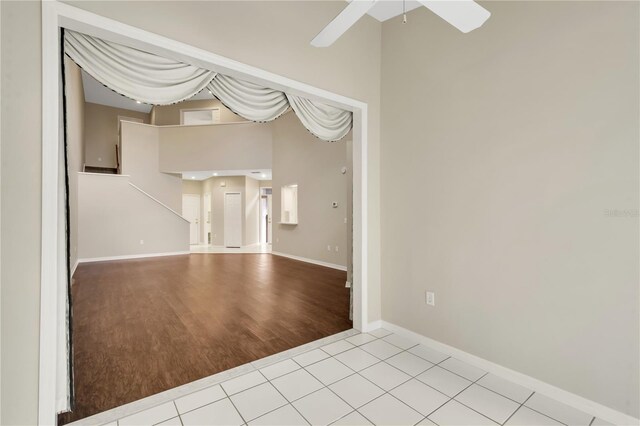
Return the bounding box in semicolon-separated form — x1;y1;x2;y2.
182;194;201;245
203;192;212;244
41;1;368;423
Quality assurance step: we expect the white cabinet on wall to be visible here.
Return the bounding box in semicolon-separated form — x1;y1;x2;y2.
280;184;298;225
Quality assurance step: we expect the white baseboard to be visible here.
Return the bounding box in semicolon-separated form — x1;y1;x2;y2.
271;251;347;271
362;320;382;333
78;251;190;263
372;321;639;426
70;259;79;277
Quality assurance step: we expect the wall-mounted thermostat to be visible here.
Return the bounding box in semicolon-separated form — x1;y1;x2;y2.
220;181;226;187
332;201;339;208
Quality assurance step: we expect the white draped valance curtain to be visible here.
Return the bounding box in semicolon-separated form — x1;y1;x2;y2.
64;30;216;105
64;30;352;141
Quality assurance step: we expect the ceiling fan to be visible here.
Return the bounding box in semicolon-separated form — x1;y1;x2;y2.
311;0;491;47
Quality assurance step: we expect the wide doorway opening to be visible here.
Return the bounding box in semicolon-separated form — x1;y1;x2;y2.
54;22;360;423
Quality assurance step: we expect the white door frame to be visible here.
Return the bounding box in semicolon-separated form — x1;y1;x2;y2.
41;1;368;423
182;194;201;244
203;192;212;244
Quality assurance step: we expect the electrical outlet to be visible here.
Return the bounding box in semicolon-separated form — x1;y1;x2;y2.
140;239;145;245
426;291;435;306
335;246;339;252
327;245;332;251
98;157;102;162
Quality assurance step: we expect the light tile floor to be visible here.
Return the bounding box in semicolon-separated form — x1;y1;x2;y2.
106;330;605;426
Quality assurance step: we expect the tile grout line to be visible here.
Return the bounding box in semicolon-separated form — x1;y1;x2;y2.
121;330;596;426
114;330;359;425
255;369;311;425
220;379;249;425
245;334;448;425
329;341;453;421
172;401;184;426
152;331;386;424
516;400;571;426
381;335;592;426
501;391;535;426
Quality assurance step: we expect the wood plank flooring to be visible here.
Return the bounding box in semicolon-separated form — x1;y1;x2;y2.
59;253;351;424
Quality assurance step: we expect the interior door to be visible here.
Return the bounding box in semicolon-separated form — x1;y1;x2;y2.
182;194;200;245
224;192;242;248
266;194;273;244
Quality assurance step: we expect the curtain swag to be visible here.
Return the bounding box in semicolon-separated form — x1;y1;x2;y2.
64;30;216;105
64;30;353;141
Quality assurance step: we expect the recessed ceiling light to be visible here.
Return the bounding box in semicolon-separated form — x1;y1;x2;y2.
261;174;266;178
213;172;218;176
136;101;141;104
191;176;195;180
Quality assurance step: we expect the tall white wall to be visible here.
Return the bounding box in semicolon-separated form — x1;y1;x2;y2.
78;173;189;259
120;122;182;212
381;1;639;417
272;112;348;267
159;122;272;173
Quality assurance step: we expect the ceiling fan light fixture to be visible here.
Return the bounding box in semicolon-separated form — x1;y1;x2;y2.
311;0;490;47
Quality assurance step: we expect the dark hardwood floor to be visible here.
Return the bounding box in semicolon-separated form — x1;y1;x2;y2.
59;253;351;424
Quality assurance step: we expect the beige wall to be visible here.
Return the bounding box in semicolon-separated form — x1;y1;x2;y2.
78;173;189;259
1;1;42;423
84;102;149;168
159;122;272;173
121;122;182;212
272;112;348;267
182;179;203;195
151;98;245;126
1;0;380;422
381;1;639;417
64;57;85;271
245;177;260;246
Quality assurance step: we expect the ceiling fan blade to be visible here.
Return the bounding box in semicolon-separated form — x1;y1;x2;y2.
417;0;490;33
311;0;378;47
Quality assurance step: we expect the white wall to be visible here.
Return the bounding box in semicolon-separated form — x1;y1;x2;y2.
1;2;43;422
244;177;260;246
381;1;639;417
272;112;348;267
159;122;272;173
151;98;244;125
84;102;149;168
120;122;182;212
78;173;189;259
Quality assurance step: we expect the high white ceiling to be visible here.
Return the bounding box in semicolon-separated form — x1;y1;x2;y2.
81;70;212;114
182;169;272;182
365;0;423;22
